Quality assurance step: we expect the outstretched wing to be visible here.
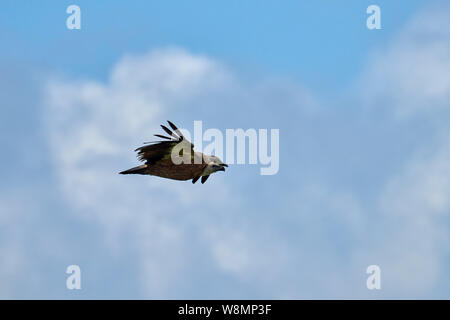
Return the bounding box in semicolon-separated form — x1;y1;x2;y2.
135;121;194;165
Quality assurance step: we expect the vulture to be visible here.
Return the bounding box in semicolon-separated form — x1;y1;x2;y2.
119;121;227;184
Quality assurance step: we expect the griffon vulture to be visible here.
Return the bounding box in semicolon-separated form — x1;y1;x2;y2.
120;121;227;184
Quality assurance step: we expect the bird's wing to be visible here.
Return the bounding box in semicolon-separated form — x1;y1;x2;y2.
135;121;195;165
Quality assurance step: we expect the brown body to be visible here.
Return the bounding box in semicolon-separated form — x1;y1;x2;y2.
145;158;207;181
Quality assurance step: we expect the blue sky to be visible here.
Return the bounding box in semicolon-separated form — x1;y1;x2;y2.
0;1;428;88
1;1;450;299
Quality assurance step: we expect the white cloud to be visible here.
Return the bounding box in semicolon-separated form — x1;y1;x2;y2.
0;199;27;298
0;191;71;299
38;4;450;299
46;48;231;215
350;5;450;297
360;139;450;296
45;47;296;297
361;4;450;120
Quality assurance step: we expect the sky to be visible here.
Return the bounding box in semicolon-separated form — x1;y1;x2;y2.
1;0;450;299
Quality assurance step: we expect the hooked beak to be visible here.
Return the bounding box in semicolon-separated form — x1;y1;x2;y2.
218;164;227;172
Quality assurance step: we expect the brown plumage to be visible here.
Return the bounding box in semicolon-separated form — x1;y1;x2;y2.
119;121;227;184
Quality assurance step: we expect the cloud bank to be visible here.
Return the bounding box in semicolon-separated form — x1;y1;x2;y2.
1;4;450;299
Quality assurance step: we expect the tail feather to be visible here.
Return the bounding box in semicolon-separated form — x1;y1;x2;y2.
119;164;148;175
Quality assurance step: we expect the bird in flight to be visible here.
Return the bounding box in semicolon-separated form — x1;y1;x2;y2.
120;121;228;184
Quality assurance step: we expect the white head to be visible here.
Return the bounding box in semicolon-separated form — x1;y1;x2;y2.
203;155;228;174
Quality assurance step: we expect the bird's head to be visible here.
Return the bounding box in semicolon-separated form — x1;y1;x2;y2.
206;155;228;173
